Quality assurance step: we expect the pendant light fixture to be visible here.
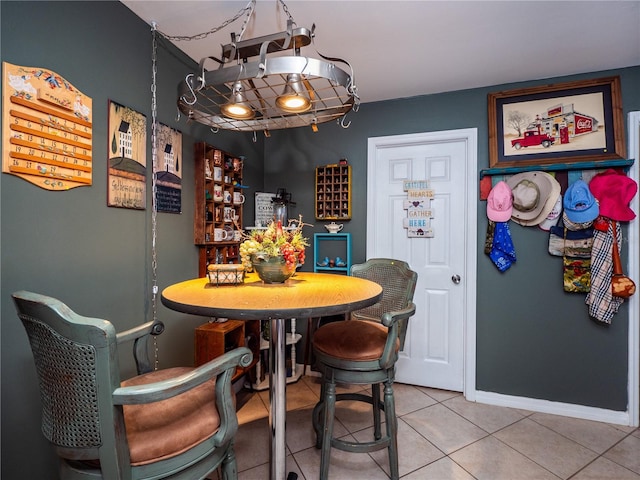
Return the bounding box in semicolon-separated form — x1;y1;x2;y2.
220;81;255;120
171;0;358;134
276;74;311;113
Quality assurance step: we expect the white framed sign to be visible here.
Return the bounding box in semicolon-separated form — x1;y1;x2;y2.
254;192;275;226
403;180;435;237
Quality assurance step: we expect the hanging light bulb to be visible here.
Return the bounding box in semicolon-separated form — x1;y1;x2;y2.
221;81;255;120
276;73;311;113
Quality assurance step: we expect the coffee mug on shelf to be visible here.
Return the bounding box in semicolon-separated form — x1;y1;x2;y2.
233;191;245;204
214;228;229;242
224;206;235;223
224;190;232;203
213;184;223;202
213;166;222;181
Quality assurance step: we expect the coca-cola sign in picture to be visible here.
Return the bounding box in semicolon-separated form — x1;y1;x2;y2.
488;77;626;168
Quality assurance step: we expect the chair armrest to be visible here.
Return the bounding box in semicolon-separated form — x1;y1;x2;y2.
112;346;253;405
116;320;165;343
380;302;416;369
380;303;416;328
116;321;165;375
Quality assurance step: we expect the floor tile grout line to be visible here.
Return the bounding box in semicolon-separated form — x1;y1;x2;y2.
525;413;636;457
590;430;640;475
236;380;640;479
487;427;565;480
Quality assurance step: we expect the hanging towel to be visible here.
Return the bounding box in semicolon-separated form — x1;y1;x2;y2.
484;220;496;255
489;222;516;272
585;219;624;323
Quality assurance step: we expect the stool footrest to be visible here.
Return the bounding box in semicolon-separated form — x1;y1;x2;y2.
331;436;390;453
335;392;385;410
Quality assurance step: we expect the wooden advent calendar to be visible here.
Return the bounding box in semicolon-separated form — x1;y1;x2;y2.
2;62;93;190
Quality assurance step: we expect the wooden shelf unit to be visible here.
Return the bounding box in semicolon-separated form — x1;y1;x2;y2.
315;163;351;220
194;320;260;382
194;142;244;277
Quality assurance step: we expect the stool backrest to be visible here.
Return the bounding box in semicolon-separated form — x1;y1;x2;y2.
350;258;418;350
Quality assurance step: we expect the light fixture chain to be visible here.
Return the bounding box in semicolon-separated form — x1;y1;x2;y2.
157;0;255;42
151;23;160;371
279;0;296;25
237;0;256;42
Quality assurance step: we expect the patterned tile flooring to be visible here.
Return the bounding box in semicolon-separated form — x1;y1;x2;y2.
228;375;640;480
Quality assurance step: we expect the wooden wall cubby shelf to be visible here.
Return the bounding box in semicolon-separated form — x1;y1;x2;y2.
313;233;352;275
315;164;352;220
194;320;261;382
194;142;244;278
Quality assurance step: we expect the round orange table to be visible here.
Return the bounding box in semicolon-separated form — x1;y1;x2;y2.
161;272;382;480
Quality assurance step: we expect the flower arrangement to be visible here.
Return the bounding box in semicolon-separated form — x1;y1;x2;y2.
239;217;310;271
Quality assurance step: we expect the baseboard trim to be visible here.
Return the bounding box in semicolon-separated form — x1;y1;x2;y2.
474;390;631;426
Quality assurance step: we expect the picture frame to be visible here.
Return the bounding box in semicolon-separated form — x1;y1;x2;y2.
488;76;626;168
154;123;182;214
107;100;147;209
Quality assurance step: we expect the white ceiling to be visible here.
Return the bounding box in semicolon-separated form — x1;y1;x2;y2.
122;1;640;104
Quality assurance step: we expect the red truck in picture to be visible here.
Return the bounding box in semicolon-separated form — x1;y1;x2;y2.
511;129;555;150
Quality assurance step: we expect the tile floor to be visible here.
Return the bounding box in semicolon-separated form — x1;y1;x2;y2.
229;375;640;480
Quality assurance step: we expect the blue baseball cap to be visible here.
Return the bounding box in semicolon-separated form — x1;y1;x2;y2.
563;180;599;223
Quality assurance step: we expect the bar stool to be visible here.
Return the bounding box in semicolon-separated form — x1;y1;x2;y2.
311;258;417;480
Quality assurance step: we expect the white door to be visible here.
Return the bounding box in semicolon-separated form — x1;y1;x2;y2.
367;129;477;392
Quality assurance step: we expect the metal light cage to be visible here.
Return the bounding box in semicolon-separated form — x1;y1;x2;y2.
177;23;358;133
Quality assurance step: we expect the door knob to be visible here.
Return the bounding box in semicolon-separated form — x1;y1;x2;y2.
451;274;461;284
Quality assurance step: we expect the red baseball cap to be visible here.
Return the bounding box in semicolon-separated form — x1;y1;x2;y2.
589;169;637;221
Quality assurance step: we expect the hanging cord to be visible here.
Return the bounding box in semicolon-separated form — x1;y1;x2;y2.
150;23;160;370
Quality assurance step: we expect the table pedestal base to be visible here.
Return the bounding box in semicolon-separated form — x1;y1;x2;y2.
269;318;286;480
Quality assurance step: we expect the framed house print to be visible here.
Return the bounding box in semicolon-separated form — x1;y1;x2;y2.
488;77;626;168
155;123;182;214
108;100;146;209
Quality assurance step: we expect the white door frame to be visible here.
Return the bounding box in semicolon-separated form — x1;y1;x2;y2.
366;128;478;400
627;111;639;427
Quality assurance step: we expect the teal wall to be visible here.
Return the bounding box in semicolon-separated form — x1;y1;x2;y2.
1;1;638;478
266;69;639;410
0;2;264;477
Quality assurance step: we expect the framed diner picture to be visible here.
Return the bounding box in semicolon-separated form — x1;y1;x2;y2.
488;76;626;168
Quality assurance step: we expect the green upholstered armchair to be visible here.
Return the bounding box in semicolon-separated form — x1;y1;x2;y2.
13;290;252;480
311;258;417;480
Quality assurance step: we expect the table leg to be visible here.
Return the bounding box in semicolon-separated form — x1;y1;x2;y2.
269;318;287;480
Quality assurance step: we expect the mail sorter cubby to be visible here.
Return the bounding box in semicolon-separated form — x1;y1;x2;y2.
315;164;351;220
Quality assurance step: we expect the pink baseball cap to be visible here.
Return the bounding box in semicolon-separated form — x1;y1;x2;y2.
487;181;513;222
